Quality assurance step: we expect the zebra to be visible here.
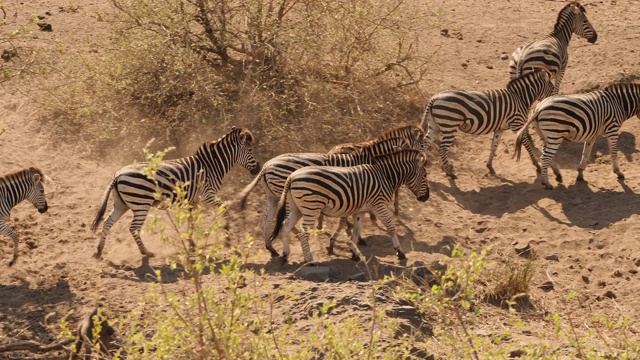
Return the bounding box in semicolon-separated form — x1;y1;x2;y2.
509;2;597;95
515;83;640;190
268;149;429;264
0;167;48;266
328;124;425;215
420;69;554;179
237;136;411;255
91;127;260;259
328;124;425;155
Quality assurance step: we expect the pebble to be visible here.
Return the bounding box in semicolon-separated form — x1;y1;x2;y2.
500;54;509;60
538;281;554;292
294;266;331;282
545;254;559;262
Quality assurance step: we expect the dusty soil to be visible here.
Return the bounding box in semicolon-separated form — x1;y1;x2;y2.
1;0;640;359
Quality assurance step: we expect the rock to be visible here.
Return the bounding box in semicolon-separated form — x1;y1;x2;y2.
348;272;368;282
538;281;554;292
514;242;532;258
430;260;447;273
634;258;640;267
613;270;623;277
440;29;449;37
603;290;616;299
25;240;37;249
486;65;493;69
581;275;590;284
500;53;509;60
509;349;525;358
294;266;331;282
37;22;53;32
461;63;468;68
630;268;638;274
545;254;559;261
386;305;418;318
597;280;606;287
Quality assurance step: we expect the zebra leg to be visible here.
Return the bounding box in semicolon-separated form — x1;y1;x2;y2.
344;218;366;246
606;134;625;180
372;203;406;260
1;222;20;266
128;209;155;258
511;122;542;173
278;203;302;263
393;188;400;215
348;214;363;262
94;197;130;259
317;214;324;231
577;140;596;182
262;192;279;246
439;130;458;179
298;215;318;264
552;68;566;95
327;217;347;255
540;137;564;190
486;131;503;175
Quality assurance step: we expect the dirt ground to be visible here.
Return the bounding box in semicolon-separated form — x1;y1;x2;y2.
1;0;640;359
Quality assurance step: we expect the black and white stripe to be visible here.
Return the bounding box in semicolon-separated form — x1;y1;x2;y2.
0;167;48;266
509;2;597;95
91;127;260;258
421;69;554;178
237;136;411;248
328;124;425;154
515;83;640;189
268;149;430;264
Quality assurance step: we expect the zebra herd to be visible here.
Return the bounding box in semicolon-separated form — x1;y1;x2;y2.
2;2;640;266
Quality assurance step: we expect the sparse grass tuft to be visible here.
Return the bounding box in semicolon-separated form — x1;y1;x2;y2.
486;258;536;311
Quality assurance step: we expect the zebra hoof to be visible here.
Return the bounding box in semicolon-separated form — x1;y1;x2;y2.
617;173;625;180
279;255;288;266
543;183;554;190
92;252;102;260
357;238;367;246
486;165;496;176
555;175;563;183
535;165;542;174
396;251;407;260
576;174;585;182
351;253;361;262
326;245;335;256
144;251;156;258
8;257;17;267
446;172;458;180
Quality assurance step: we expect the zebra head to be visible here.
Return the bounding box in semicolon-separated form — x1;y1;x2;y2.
25;168;48;214
397;150;430;203
567;2;598;43
231;127;261;175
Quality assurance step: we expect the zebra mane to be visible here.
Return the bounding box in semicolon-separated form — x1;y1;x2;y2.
0;167;44;185
506;69;546;90
603;82;640;93
554;2;585;32
378;124;422;137
371;148;424;165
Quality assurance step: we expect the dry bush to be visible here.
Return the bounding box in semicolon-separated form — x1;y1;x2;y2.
38;0;436;158
486;258;536;310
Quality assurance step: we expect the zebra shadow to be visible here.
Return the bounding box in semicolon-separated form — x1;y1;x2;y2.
543;131;638;169
103;256;190;284
438;178;640;229
0;277;75;343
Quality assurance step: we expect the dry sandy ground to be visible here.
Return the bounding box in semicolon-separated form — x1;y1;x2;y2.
1;0;640;359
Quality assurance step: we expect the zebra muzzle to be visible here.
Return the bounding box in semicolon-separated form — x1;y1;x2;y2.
38;203;49;213
417;188;430;202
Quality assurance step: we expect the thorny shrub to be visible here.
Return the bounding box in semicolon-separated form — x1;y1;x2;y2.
38;0;436;157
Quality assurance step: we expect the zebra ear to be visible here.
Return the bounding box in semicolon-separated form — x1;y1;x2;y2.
32;173;41;183
239;132;247;144
417;153;427;168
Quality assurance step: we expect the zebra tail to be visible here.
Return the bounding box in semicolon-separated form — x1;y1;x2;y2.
237;166;266;210
514;112;538;161
419;98;435;132
91;179;115;232
268;176;292;245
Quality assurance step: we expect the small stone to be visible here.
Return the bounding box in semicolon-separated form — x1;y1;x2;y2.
430;260;447;272
522;330;533;336
581;275;590;284
461;63;468;68
486;65;493;69
500;53;509;60
613;270;623;277
634;258;640;267
538;281;554;292
37;22;53;32
514;242;532;258
475;227;488;233
509;348;525;358
603;290;616;299
597;280;607;287
294;267;331;282
440;29;449;37
25;240;37;249
630;268;638;274
596;243;605;250
545;254;559;262
386;305;418;318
